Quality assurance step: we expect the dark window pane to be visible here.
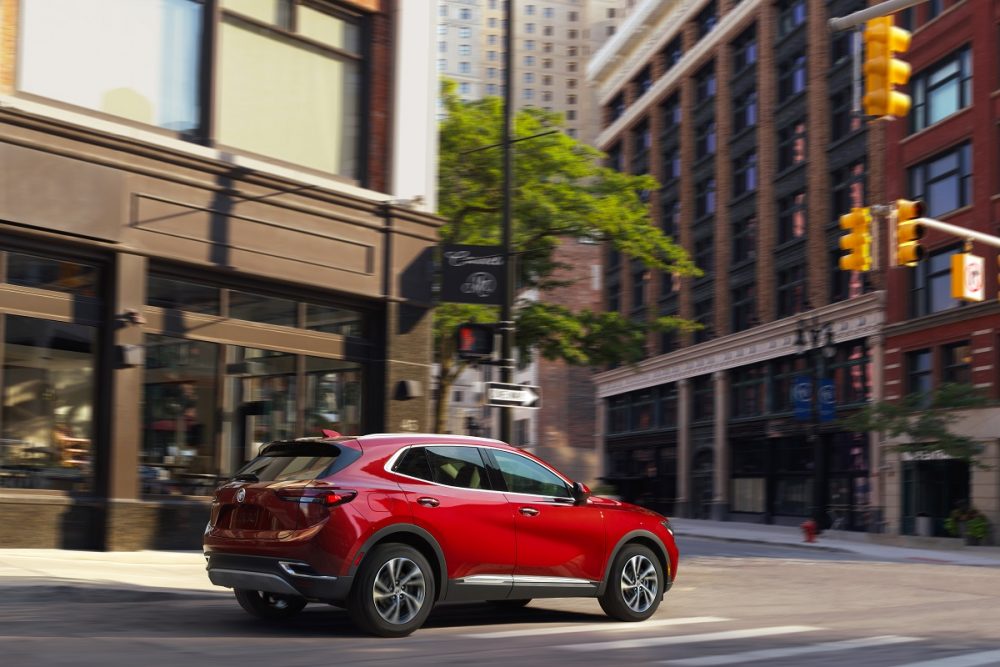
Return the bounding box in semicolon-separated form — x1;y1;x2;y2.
6;252;98;297
305;303;363;336
147;275;220;315
229;290;297;326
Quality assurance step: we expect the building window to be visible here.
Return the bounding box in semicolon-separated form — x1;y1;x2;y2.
525;22;535;33
631;120;651;175
633;65;653;97
778;120;807;171
662;37;683;69
907;349;933;396
525;4;535;15
731;284;756;333
606;141;623;172
569;11;578;21
541;90;551;102
567;94;577;105
459;61;471;74
696;120;717;159
694;298;714;343
525;39;535;50
662;199;681;238
697;1;717;38
568;61;578;73
543;7;554;19
696;178;717;218
567;79;577;89
544;25;553;36
458;44;471;56
696;63;716;104
732;216;757;263
568;29;578;39
566;109;576;121
662;147;681;182
542;75;552;85
732;25;757;73
777;264;807;317
942;341;972;384
543;58;553;69
927;0;943;20
831;89;862;141
778;191;806;244
568;46;578;57
733;90;757;133
733;151;758;196
695;235;714;276
661;94;681;133
524;71;534;83
631;261;647;310
488;17;497;28
778;0;806;37
459;7;471;20
692;375;715;421
911;246;961;317
908;143;973;217
731;364;766;416
488;51;497;61
488;33;497;45
910;46;973;133
829;343;870;406
832;162;866;219
523;88;534;100
778;53;807;99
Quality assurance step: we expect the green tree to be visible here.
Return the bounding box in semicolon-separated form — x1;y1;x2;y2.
840;383;993;467
433;80;699;432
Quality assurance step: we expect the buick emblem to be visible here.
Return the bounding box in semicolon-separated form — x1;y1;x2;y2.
236;488;246;503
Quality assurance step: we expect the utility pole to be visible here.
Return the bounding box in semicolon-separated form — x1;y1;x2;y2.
499;0;515;444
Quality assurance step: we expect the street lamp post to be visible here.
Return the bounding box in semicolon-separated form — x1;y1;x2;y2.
795;317;837;531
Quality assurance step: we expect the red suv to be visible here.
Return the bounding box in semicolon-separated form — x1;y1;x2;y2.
204;434;679;637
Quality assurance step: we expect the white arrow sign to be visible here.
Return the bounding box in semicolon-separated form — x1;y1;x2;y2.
485;382;541;409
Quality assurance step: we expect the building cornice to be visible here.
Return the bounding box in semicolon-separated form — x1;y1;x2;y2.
589;0;762;150
594;292;886;398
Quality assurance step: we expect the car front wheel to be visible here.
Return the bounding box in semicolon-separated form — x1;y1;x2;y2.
348;543;435;637
598;544;663;622
233;589;307;620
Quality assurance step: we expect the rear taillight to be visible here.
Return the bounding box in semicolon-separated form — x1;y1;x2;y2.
275;488;357;507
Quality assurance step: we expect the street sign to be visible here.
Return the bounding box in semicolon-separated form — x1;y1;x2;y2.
792;375;812;421
951;252;984;302
485;382;541;409
440;244;507;306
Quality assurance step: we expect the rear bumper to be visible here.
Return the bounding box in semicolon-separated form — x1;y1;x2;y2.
206;553;353;603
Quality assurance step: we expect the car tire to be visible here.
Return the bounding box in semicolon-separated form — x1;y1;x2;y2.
233;589;307;620
487;598;531;609
598;544;663;622
348;543;435;637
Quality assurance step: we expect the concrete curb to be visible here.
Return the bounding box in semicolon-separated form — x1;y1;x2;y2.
674;531;852;554
0;578;229;602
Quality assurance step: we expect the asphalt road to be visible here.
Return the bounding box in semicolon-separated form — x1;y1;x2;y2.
3;539;999;666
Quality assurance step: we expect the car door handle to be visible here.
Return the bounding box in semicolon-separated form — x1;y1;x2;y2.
519;507;539;517
417;497;439;507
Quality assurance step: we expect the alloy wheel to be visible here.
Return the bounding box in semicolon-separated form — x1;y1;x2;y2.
372;556;426;625
620;553;658;613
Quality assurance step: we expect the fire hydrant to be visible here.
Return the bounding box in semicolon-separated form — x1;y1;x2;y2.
800;519;818;543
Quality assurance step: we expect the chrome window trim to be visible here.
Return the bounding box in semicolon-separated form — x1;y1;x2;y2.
455;575;593;587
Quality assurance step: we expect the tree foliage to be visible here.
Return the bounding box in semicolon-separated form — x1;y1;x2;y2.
840;383;993;467
433;80;699;431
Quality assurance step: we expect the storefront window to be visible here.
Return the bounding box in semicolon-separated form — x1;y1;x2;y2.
305;356;363;437
147;275;220;315
6;252;98;297
233;347;298;462
229;290;297;326
1;316;95;492
305;303;364;337
142;335;220;496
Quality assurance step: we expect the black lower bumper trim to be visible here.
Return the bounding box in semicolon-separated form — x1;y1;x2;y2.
206;553;353;602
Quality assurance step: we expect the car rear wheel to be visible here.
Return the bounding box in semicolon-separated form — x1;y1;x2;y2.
233;589;307;620
598;544;663;622
348;543;435;637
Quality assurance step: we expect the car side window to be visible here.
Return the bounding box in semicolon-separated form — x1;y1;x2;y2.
490;449;571;498
422;446;491;490
393;446;433;481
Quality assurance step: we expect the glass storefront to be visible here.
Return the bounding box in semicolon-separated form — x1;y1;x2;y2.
1;316;96;492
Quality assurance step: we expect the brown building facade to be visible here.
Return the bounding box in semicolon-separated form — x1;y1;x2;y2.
0;0;441;549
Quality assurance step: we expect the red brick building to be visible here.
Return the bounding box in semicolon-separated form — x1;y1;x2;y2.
879;0;1000;538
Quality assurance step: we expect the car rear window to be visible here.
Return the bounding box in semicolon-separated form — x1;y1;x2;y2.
236;442;360;482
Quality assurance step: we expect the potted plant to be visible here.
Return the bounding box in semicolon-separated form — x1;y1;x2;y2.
945;506;990;545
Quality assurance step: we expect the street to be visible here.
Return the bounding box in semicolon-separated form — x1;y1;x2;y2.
2;538;999;666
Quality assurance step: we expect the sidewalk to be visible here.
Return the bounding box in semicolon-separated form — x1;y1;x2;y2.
0;519;998;598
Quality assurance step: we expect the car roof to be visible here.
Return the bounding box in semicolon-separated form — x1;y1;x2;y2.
354;433;509;450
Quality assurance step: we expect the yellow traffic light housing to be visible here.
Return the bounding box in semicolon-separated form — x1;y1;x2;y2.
895;199;925;267
839;207;871;272
863;16;912;118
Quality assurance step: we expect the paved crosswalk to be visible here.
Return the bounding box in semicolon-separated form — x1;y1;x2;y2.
461;615;1000;666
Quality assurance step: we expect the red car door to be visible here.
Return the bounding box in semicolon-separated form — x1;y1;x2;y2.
391;444;517;597
488;448;606;585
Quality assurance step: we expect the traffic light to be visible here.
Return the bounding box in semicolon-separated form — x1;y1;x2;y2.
895;199;925;267
863;16;912;118
838;207;871;272
455;322;495;360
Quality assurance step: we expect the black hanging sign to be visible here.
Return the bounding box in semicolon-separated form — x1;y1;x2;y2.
440;244;506;306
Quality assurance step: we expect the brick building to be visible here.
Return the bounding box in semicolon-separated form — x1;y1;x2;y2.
879;0;1000;539
587;0;885;528
0;0;441;549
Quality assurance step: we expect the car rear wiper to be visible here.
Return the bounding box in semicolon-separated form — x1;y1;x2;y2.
232;473;259;482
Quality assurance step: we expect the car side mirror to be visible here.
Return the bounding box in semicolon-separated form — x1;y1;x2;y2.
572;481;591;505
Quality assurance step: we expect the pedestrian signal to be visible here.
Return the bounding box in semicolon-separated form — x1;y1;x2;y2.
455;323;495;360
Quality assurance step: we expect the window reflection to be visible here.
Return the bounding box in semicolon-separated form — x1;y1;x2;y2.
1;316;95;492
147;275;220;314
6;252;98;297
229;290;297;326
